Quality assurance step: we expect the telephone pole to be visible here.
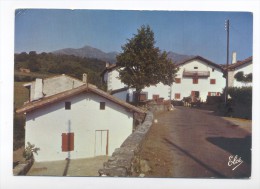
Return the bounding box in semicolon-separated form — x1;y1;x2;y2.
225;19;230;105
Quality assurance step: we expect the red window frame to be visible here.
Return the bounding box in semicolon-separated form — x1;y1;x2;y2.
210;79;216;84
153;95;159;100
62;133;74;152
175;93;181;99
175;78;181;84
193;78;198;84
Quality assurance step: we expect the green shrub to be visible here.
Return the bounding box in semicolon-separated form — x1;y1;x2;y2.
228;87;252;104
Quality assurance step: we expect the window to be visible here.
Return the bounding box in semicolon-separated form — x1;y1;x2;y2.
175;93;181;100
208;92;220;96
62;133;74;152
65;102;71;110
193;78;198;84
153;95;159;101
212;68;215;72
175;78;181;83
194;67;198;69
210;79;216;84
100;102;106;110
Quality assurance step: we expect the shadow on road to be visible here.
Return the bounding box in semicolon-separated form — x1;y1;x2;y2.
163;137;226;178
206;136;251;164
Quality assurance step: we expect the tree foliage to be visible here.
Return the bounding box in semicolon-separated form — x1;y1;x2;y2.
234;71;252;84
14;52;106;88
116;25;177;95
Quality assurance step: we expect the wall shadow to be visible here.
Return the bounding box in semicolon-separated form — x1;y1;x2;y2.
206;136;251;164
163;138;226;178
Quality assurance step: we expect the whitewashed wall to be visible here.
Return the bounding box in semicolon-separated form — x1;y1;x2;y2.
171;59;225;101
105;69;126;91
25;93;133;162
143;83;171;100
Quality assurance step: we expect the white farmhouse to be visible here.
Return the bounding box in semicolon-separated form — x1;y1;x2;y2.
17;75;145;162
101;56;226;102
227;56;252;87
172;56;226;102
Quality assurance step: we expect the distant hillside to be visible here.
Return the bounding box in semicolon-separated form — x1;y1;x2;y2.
14;52;106;88
52;45;118;63
167;51;195;64
52;45;194;64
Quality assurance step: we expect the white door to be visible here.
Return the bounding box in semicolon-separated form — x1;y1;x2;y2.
95;130;108;156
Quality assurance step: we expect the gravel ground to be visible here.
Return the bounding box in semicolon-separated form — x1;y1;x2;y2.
26;156;109;176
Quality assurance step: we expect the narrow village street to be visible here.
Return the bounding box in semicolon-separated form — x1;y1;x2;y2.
137;106;251;178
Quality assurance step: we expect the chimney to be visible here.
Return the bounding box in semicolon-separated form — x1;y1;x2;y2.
82;73;87;83
232;52;237;64
33;78;43;101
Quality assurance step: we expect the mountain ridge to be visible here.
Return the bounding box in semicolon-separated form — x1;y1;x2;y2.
52;45;194;64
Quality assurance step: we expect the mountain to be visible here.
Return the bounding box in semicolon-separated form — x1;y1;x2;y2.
52;45;194;64
167;51;195;64
52;45;118;63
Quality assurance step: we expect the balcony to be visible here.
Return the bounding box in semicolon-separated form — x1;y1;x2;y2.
183;69;210;77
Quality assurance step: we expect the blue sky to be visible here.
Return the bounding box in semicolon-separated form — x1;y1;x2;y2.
15;9;253;64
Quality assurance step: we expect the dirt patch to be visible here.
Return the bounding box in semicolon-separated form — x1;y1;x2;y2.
27;156;109;176
133;113;174;177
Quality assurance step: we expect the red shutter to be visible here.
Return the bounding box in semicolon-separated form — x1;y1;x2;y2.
175;93;181;99
208;92;211;96
153;95;159;100
175;78;181;83
193;78;198;84
191;91;196;96
210;79;216;84
217;92;220;96
62;133;74;152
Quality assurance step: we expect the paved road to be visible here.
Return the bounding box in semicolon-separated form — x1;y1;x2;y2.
139;106;251;178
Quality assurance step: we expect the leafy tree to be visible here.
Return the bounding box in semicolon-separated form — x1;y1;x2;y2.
116;25;177;104
234;71;252;84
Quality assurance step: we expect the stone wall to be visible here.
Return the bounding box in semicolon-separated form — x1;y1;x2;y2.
13;159;34;176
98;111;154;176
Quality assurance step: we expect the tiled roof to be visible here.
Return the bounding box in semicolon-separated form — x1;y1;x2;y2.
176;56;224;71
16;83;146;115
227;56;252;70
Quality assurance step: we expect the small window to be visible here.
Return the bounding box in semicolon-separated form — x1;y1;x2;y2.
153;95;159;100
65;102;71;110
100;102;106;110
175;93;181;99
175;78;181;84
193;78;198;84
194;67;198;69
210;79;216;84
212;68;215;72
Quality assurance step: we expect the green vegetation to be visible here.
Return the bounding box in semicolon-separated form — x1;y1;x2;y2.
14;82;29;150
234;71;252;84
15;52;107;88
117;25;178;104
224;87;252;119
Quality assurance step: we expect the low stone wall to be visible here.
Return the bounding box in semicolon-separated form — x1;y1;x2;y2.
98;111;154;177
13;159;34;176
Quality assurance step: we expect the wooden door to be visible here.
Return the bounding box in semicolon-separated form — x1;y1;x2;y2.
95;130;109;156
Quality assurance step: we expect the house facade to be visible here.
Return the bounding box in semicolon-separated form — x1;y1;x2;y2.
17;75;145;162
101;56;226;102
172;56;225;102
227;56;252;87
